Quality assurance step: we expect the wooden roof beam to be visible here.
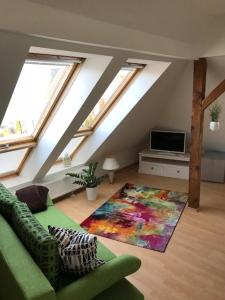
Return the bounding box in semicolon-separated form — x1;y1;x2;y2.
201;79;225;111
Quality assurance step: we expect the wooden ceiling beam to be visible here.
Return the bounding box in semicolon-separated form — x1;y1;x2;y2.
201;79;225;111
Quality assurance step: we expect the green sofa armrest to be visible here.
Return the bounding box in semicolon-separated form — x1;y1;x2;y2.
0;214;56;300
56;254;141;300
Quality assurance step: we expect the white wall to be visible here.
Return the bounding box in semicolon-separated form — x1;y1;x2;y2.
2;1;225;59
0;1;198;59
74;60;171;164
91;60;187;161
157;56;225;152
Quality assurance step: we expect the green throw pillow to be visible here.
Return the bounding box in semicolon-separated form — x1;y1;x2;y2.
0;183;19;220
11;202;60;289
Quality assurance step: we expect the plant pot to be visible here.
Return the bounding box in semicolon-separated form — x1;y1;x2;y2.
86;187;97;201
209;121;220;131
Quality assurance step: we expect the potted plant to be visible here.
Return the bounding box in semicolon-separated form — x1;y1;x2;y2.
66;162;102;201
209;103;222;131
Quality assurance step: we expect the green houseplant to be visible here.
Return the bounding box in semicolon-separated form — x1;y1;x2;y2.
66;162;102;200
209;103;222;131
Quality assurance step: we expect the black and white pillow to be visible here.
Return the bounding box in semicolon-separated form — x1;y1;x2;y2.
48;226;104;275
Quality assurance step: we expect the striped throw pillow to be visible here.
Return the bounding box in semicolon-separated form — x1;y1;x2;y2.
48;226;104;275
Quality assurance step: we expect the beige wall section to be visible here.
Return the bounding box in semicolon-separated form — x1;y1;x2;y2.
203;57;225;151
201;17;225;57
0;1;199;59
156;62;193;132
157;56;225;152
2;1;225;59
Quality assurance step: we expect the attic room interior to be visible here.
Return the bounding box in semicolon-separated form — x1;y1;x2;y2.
1;1;225;300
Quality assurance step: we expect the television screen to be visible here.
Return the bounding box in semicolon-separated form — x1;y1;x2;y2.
150;130;186;153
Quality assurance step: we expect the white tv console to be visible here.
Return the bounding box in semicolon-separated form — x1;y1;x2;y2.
139;149;190;179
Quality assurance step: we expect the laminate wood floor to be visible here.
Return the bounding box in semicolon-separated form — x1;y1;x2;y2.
56;165;225;300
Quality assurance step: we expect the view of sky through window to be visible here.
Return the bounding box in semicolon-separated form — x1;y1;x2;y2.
0;61;71;141
0;148;28;175
80;68;134;129
0;56;140;176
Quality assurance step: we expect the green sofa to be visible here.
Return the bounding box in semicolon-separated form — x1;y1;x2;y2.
0;184;144;300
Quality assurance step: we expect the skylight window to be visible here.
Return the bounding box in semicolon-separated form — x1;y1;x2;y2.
0;60;73;142
79;67;138;130
0;53;84;178
0;144;34;177
58;136;86;160
57;63;144;162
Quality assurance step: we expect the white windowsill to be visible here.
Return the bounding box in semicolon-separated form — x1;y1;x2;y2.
1;161;85;200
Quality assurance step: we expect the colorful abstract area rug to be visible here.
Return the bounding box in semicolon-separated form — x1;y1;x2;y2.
81;183;188;252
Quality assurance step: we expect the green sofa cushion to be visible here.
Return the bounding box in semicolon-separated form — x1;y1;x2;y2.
35;206;116;262
0;183;19;220
11;202;60;289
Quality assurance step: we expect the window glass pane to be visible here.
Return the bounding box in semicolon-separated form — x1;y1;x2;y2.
58;136;85;159
0;61;72;141
80;68;134;129
0;148;28;175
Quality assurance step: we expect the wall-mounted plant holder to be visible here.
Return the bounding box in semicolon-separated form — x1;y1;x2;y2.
209;121;220;131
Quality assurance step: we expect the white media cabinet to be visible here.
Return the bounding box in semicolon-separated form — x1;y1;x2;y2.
139;149;190;179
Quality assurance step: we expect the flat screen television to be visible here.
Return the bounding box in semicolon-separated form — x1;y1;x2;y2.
150;130;186;154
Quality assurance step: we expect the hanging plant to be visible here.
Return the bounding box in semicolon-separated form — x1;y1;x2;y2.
209;103;222;122
209;103;222;131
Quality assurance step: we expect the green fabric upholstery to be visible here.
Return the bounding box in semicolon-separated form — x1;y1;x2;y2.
35;206;142;300
35;206;116;262
47;195;54;207
0;184;52;221
36;206;143;300
0;214;55;300
56;254;141;300
0;184;143;300
11;202;60;289
0;183;18;220
93;278;144;300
